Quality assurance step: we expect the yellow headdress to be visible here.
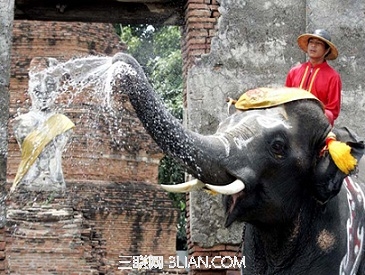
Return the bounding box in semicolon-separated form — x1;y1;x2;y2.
234;87;322;110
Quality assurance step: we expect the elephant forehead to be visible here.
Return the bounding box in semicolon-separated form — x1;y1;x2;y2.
256;114;290;129
216;107;291;154
219;106;291;133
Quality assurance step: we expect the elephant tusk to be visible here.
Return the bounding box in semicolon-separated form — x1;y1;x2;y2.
161;179;205;193
205;179;245;195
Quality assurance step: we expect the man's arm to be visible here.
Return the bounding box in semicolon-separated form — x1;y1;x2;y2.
324;74;342;124
285;69;293;87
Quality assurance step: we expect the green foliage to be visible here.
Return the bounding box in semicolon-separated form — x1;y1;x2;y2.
117;24;184;119
153;26;182;58
117;24;186;249
150;51;183;119
117;25;142;55
158;156;186;249
117;24;156;72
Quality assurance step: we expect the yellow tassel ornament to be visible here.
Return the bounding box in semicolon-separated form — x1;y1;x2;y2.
325;132;357;175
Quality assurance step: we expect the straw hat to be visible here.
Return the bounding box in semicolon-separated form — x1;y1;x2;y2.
297;29;338;60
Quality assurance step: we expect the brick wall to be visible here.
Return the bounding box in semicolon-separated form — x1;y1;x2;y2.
181;0;220;104
6;182;179;274
7;21;163;185
6;20;180;274
182;1;241;274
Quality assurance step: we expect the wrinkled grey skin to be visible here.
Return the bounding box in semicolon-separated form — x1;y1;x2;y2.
112;53;365;274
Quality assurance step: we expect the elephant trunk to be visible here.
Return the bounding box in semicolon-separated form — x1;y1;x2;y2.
115;59;232;184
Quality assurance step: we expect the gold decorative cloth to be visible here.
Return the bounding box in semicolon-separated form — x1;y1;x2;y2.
12;114;75;191
234;87;323;110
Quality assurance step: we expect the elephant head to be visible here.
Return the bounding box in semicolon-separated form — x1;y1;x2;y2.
112;53;364;228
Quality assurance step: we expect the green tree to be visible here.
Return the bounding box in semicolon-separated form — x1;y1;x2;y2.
117;24;187;249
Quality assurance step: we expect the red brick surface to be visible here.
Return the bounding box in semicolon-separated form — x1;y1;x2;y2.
7;20;162;184
6;182;179;274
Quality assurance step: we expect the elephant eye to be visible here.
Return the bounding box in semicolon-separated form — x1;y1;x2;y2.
270;138;287;159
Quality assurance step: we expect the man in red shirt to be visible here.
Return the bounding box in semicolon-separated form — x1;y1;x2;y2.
285;29;342;125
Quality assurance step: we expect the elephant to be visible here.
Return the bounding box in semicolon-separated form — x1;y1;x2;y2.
111;52;365;274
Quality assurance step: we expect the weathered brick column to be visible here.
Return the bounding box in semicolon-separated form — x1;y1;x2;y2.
182;1;241;275
181;0;220;104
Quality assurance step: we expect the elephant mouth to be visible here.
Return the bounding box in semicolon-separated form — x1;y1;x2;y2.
160;178;245;195
224;191;246;227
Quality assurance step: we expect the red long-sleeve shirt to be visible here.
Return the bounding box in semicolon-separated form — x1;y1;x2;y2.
285;61;342;125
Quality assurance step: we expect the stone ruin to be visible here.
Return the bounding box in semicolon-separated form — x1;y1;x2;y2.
5;20;181;274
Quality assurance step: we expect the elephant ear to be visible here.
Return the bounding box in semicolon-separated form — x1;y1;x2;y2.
312;127;365;204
